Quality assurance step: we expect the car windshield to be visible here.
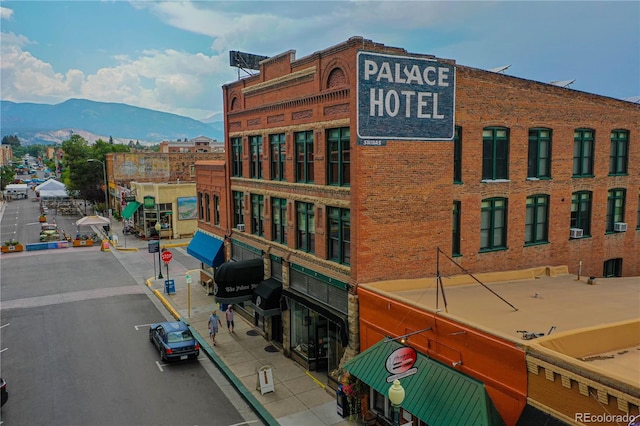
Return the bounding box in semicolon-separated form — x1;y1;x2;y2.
166;330;193;343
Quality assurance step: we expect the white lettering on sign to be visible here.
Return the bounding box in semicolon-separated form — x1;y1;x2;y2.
363;59;450;86
370;89;444;119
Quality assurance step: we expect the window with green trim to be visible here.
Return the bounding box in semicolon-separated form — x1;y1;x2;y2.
251;194;264;236
327;127;350;186
296;202;315;254
525;194;549;244
528;128;552;179
573;129;594;177
603;258;623;277
453;126;462;183
204;193;211;223
480;197;508;251
606;188;626;232
198;192;204;221
271;197;287;244
270;133;286;181
570;191;592;236
295;131;314;183
328;207;350;265
231;137;243;177
249;135;263;179
609;130;629;175
482;127;509;180
213;195;220;226
452;200;461;256
232;191;244;228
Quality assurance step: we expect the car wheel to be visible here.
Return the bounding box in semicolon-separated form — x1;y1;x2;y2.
160;348;165;361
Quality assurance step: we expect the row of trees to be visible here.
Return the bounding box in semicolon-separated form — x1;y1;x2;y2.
1;135;131;205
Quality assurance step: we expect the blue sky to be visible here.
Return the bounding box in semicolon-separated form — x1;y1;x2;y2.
1;1;638;121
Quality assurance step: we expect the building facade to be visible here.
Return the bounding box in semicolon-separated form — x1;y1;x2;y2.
190;37;639;425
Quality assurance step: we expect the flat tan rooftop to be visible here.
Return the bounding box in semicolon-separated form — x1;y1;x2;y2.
362;271;640;389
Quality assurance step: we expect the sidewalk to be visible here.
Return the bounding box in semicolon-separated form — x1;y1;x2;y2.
106;219;355;426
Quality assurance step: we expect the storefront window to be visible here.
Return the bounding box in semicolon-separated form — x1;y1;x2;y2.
291;301;313;361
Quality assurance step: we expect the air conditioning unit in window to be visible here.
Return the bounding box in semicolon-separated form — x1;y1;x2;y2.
569;228;583;239
614;222;628;232
236;223;245;232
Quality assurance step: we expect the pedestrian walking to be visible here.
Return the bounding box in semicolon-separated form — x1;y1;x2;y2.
226;306;235;333
208;310;222;346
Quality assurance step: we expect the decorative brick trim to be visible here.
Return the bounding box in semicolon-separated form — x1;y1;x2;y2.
527;360;539;375
545;369;555;382
243;67;316;96
579;383;589;396
561;376;571;389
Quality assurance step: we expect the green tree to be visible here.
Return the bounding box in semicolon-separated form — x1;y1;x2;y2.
0;166;16;190
1;135;20;147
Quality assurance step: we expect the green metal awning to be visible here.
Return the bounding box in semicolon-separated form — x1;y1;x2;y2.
121;201;142;220
343;340;504;426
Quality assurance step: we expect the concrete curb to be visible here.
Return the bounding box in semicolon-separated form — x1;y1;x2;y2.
145;277;279;426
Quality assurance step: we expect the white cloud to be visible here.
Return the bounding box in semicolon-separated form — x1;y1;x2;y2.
0;6;13;20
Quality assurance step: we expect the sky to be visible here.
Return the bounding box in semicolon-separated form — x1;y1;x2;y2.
1;1;639;122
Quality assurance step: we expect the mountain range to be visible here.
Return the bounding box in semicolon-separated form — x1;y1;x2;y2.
0;99;224;145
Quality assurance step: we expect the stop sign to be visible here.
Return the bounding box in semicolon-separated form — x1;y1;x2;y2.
161;250;173;263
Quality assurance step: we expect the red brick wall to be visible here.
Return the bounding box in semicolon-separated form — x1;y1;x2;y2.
220;36;640;286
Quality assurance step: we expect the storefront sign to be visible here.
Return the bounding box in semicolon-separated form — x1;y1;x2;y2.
143;196;156;209
357;51;455;145
385;346;418;382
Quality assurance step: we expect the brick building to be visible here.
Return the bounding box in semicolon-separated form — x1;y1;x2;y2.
189;37;639;425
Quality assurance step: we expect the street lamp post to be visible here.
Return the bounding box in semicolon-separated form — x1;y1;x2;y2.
155;221;163;279
88;158;109;222
388;379;405;426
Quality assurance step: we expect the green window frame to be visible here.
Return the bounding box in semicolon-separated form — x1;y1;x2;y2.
570;191;592;236
204;193;211;223
328;207;350;265
198;192;204;221
327;127;350;186
525;194;549;245
480;197;508;251
528;128;552;179
295;131;314;183
453;126;462;183
213;195;220;226
482;127;509;180
249;135;263;179
251;194;264;236
231;137;243;177
609;130;629;175
270;133;286;181
452;200;461;256
603;258;623;277
606;188;626;232
573;129;594;177
232;191;244;228
296;202;315;254
271;197;287;244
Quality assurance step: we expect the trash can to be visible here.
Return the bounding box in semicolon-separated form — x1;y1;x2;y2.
336;388;350;418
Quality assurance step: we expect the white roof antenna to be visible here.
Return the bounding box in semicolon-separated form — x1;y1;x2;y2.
550;79;576;88
489;65;511;74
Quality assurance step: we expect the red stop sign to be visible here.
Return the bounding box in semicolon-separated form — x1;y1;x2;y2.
161;250;173;263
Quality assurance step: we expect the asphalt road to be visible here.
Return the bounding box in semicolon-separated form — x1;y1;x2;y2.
0;193;249;425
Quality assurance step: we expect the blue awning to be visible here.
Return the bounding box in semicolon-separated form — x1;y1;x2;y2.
187;231;225;267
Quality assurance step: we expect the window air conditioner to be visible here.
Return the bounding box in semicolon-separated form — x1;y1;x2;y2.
613;222;627;232
236;224;245;232
569;228;583;239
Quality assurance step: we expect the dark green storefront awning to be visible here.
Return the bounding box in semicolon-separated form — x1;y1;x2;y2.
343;340;504;426
121;201;142;220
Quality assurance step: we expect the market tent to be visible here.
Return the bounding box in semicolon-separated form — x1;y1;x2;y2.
35;178;66;192
75;215;110;226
